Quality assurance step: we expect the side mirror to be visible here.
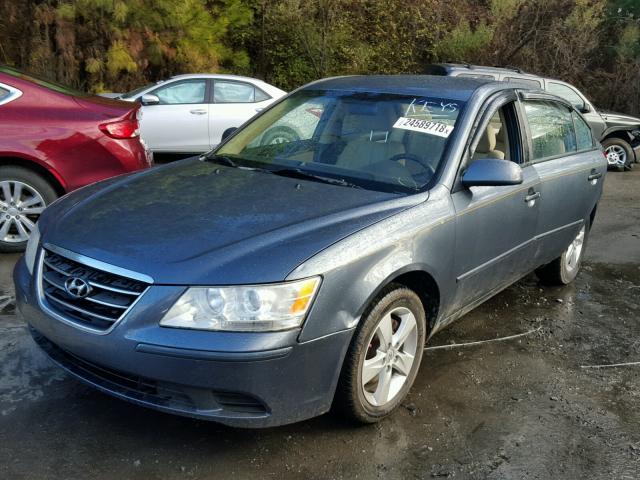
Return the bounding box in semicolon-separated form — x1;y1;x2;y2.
462;159;523;187
140;94;160;106
579;104;591;114
221;127;237;141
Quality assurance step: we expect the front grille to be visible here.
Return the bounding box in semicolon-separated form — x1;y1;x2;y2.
32;329;269;418
39;248;149;331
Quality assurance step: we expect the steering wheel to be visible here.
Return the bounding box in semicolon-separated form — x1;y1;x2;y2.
387;153;436;179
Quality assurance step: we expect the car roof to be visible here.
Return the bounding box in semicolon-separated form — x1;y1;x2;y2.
300;75;509;101
168;73;271;84
426;63;548;81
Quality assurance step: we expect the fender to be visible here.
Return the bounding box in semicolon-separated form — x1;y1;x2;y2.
601;126;638;141
0;150;68;191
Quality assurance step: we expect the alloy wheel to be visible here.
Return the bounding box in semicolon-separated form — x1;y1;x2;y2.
604;145;627;168
360;306;419;407
564;225;586;274
0;180;46;243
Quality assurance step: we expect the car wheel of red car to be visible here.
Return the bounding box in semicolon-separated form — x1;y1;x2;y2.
0;166;57;253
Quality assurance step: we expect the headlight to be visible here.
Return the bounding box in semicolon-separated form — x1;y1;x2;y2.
24;224;40;275
160;277;321;332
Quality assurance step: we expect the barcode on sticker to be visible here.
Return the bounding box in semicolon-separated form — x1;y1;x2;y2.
392;117;454;138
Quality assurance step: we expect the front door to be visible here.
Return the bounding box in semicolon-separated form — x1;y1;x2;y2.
139;79;210;153
451;101;541;309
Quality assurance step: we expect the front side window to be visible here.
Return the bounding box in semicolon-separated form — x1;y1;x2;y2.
214;81;256;103
471;105;514;162
213;89;466;193
523;100;577;161
153;80;206;105
546;82;585;109
573;111;594;151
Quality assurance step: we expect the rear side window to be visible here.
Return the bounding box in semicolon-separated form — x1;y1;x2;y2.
503;77;542;88
546;82;585;109
573;111;594;151
214;81;256;103
523;101;577;161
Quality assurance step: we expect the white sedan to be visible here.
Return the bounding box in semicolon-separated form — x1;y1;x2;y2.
115;74;286;153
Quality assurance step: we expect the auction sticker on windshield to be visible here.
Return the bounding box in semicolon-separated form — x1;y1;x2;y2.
392;117;454;138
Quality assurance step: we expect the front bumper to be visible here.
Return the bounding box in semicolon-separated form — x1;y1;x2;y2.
14;257;354;428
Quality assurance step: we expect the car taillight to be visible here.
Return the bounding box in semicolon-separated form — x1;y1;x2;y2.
99;113;139;139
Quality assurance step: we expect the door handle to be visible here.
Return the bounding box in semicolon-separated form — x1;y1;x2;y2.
255;107;264;113
524;191;540;204
189;109;207;115
588;171;602;182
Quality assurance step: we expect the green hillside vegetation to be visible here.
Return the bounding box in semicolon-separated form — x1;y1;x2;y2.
0;0;638;114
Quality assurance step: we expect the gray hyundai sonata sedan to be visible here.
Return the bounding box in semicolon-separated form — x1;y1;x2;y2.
14;75;606;427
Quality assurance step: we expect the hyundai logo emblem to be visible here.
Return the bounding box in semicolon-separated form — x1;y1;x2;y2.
64;277;92;299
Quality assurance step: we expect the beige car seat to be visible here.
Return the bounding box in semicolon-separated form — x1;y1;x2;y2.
335;102;406;171
472;125;505;160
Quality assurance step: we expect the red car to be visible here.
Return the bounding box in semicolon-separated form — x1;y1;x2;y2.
0;66;152;252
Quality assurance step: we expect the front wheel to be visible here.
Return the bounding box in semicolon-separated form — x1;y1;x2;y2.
0;166;58;252
602;137;634;171
536;222;589;285
335;285;426;424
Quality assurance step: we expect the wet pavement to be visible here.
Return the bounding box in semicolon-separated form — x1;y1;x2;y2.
1;170;639;479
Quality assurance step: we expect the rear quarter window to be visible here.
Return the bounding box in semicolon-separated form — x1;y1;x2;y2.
0;87;8;101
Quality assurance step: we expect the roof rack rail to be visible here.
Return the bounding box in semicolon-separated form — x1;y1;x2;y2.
445;61;472;69
495;65;523;73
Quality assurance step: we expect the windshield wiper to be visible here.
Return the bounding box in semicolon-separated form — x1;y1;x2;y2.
202;154;238;168
270;168;363;189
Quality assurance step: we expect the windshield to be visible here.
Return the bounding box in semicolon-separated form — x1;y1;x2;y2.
121;82;157;99
0;65;88;97
214;89;465;193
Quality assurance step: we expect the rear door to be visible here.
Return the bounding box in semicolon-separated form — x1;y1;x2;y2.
139;78;210;152
450;95;541;309
209;80;273;147
520;96;605;265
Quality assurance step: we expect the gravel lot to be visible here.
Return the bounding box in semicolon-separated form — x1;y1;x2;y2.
1;169;639;480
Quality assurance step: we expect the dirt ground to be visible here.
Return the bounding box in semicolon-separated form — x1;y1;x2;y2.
1;170;639;480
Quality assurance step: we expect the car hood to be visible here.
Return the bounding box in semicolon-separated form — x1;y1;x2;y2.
40;159;423;285
599;110;640;129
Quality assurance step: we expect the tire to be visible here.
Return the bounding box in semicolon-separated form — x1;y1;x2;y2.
535;220;590;285
0;166;58;253
602;137;634;171
260;126;300;146
334;284;426;424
